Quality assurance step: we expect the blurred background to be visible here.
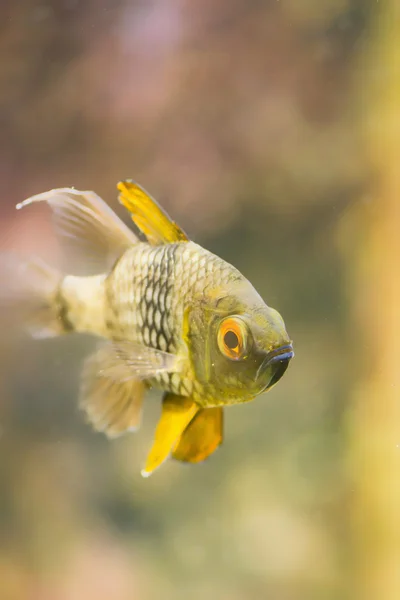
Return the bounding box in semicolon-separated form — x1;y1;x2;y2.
1;1;399;599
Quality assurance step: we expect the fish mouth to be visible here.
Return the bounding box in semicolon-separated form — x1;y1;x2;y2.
257;343;294;389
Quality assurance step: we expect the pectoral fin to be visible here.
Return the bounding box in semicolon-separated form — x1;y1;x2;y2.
117;180;189;245
100;340;182;379
80;342;182;437
172;407;223;463
141;394;198;477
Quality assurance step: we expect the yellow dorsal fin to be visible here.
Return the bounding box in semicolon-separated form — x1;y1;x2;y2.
117;180;189;245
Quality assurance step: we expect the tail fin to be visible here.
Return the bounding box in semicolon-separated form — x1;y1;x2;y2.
0;255;63;338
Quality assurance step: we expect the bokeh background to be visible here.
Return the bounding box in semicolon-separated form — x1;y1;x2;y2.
1;1;399;599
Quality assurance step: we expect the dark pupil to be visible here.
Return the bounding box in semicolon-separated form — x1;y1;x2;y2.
224;330;239;350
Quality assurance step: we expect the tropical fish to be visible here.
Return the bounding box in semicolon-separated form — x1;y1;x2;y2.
6;181;294;476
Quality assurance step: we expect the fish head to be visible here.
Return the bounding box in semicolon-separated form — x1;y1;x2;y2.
188;277;294;405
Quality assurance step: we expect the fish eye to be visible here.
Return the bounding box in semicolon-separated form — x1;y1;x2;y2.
217;317;250;361
224;330;239;350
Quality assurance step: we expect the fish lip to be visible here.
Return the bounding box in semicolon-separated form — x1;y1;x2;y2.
256;343;294;381
265;343;294;366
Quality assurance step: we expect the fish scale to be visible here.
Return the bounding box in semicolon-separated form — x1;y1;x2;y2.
104;240;236;399
104;244;193;390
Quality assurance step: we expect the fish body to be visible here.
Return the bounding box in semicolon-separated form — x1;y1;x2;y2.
6;181;294;476
106;241;226;403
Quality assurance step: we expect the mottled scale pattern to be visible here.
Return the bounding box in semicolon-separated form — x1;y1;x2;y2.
104;241;240;398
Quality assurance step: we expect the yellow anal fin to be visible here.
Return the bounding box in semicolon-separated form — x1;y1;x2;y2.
141;394;198;477
117;180;189;245
172;407;223;463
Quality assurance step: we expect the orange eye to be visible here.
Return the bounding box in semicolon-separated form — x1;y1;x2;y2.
217;317;249;360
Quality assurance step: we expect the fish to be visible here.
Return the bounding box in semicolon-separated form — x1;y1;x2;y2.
4;180;294;477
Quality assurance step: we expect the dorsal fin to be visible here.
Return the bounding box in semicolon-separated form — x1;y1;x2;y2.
17;188;138;274
117;180;189;245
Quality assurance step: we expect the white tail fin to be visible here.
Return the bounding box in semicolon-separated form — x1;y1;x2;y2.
0;255;63;338
17;188;138;275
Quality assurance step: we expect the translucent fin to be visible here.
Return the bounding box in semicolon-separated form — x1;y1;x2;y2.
172;407;223;463
80;347;146;437
117;180;189;245
141;394;198;478
94;340;182;381
17;188;138;274
0;254;63;338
